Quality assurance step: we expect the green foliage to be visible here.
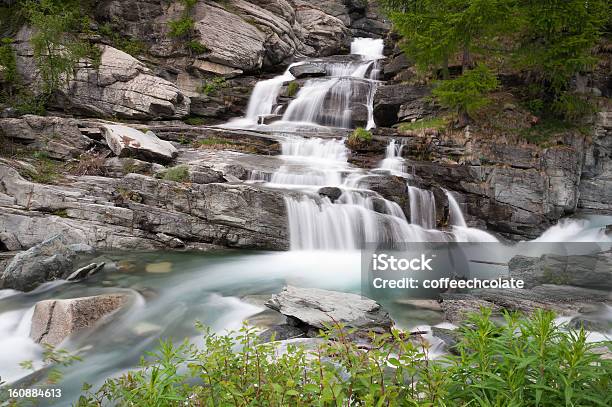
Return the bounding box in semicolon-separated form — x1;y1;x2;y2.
199;76;227;96
167;15;195;38
24;151;63;184
383;0;609;121
76;309;612;406
432;64;499;122
185;40;207;54
286;81;300;97
194;137;235;147
24;0;98;96
0;38;17;84
183;116;206;126
349;127;373;145
161;165;190;182
399;116;448;131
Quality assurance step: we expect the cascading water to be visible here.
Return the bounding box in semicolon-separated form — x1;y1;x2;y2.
446;190;468;228
408;186;437;229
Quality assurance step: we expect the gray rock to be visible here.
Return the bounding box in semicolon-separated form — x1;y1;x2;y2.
258;114;283;125
289;63;327;78
374;84;432;127
265;286;392;336
103;157;159;177
29;294;128;345
509;250;612;290
568;316;612;333
258;324;306;343
318;186;343;202
65;262;105;282
0;115;93;160
102;125;178;164
0;235;95;292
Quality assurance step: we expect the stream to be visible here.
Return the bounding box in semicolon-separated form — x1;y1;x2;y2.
1;38;611;405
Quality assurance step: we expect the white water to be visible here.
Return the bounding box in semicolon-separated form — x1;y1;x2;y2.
408;186;437;229
446;190;468;228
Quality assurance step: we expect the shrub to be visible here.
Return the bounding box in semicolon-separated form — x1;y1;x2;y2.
348;127;372;147
183;116;206;126
75;309;611;406
199;77;227;96
432;64;499;126
0;38;17;84
186;40;207;55
162;165;190;182
167;15;194;38
286;81;300;97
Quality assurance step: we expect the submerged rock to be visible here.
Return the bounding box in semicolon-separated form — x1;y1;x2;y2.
265;286;393;336
0;235;95;292
318;186;343;202
102;125;178;164
29;294;128;346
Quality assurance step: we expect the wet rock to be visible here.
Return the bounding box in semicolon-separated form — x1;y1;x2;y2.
258;324;306;343
440;294;501;323
508;250;612;290
265;286;393;337
289;63;327;78
0;115;94;160
568;316;612;332
0;235;95;292
102;125;178;164
29;294;128;346
65;262;105;282
318;186;343;202
258;114;282;125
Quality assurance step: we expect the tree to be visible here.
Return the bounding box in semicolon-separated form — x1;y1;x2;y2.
382;0;515;77
432;64;499;126
514;0;608;119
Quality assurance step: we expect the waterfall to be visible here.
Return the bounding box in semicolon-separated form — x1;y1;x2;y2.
446;190;468;227
380;139;405;173
408;186;437;229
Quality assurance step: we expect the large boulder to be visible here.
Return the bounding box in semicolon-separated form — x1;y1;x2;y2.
59;46;190;120
102;125;178;164
0;115;93;160
265;286;393;336
373;84;432;127
29;294;128;345
508;250;612;290
0;235;95;292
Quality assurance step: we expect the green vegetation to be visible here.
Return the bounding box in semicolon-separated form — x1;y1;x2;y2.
185;40;207;54
167;0;205;56
0;38;17;84
432;64;499;125
399;116;447;132
161;165;190;183
348;127;373;147
381;0;609;122
286;81;300;97
199;76;227;96
183;116;206;126
98;22;147;57
73;309;611;406
168;16;195;38
195;137;235;147
24;151;63;184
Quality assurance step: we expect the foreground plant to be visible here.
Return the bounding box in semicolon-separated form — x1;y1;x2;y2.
73;309;611;406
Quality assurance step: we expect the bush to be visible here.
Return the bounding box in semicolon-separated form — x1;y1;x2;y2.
167;16;194;38
199;77;227;96
75;309;611;406
0;38;17;84
161;165;190;182
186;40;207;54
432;64;499;126
347;127;372;147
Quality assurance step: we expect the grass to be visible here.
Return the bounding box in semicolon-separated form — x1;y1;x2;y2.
347;127;372;148
70;308;611;406
286;81;300;97
199;77;227;96
518;117;589;146
161;165;190;182
194;137;235;147
24;151;63;184
183;117;206;126
399;116;448;132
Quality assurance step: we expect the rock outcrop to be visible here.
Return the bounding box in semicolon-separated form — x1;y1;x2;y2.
579;111;612;213
29;294;128;345
102;125;178;164
265;286;393;337
0;235;95;291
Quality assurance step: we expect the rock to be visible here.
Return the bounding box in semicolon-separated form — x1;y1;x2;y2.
0;115;94;160
258;114;282;125
103;157;160;177
102;124;178;164
568;316;612;332
29;294;128;345
59;46;190;120
265;286;393;336
374;84;432;127
579;111;612;213
440;294;501;323
431;327;462;355
289;63;327;78
0;235;95;292
258;324;306;343
145;262;172;273
508;250;612;290
318;186;343;202
65;262;105;281
295;8;350;57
